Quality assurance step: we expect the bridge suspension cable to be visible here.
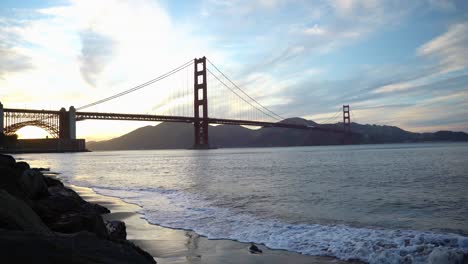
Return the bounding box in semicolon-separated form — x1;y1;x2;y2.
77;60;194;111
206;58;285;121
207;69;281;122
316;108;342;125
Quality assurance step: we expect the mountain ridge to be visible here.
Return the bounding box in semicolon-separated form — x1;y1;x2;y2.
87;118;468;150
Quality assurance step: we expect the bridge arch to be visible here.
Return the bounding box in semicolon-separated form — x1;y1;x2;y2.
4;120;60;138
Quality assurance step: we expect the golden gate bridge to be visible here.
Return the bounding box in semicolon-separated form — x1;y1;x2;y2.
0;56;351;150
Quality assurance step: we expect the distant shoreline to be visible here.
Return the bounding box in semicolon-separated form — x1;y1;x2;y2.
0;149;91;154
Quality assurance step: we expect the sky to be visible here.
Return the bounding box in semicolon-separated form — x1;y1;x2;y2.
0;0;467;140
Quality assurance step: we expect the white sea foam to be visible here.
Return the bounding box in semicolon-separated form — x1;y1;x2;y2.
92;186;468;264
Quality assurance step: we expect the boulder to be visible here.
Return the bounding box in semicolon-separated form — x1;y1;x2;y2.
0;154;15;168
0;230;156;264
33;189;87;224
42;175;64;187
34;167;50;171
36;184;109;214
82;202;111;214
32;184;110;236
49;212;109;238
0;165;28;201
106;220;127;240
14;161;30;174
18;169;49;199
0;190;52;235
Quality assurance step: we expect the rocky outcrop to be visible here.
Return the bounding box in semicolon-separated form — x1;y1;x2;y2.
0;154;156;264
0;230;155;264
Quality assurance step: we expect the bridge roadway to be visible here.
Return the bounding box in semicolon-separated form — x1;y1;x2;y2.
76;111;344;133
4;108;344;133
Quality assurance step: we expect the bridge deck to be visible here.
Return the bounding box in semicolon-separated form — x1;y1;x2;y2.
3;108;345;134
75;111;344;133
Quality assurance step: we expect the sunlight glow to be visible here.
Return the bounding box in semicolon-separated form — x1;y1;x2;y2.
15;126;51;139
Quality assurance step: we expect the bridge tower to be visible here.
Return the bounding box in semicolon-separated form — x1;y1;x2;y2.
343;105;351;144
193;57;210;149
0;102;4;135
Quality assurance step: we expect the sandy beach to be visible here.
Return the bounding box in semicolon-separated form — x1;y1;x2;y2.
72;185;360;264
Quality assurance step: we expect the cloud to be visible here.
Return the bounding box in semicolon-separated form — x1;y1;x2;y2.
78;29;115;87
371;22;468;94
0;47;33;78
303;24;326;36
331;0;379;17
426;0;457;11
417;22;468;73
0;23;33;78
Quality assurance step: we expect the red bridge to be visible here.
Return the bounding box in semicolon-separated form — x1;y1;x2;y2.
0;57;351;149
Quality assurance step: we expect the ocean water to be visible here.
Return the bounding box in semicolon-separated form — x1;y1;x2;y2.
16;143;468;263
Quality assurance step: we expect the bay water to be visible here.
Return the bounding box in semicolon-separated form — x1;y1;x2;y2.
15;143;468;263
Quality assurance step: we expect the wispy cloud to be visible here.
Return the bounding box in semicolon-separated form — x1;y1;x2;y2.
79;29;115;87
0;23;33;78
417;22;468;73
0;46;33;78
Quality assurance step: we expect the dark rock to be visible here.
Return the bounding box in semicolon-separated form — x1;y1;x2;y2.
82;202;111;214
18;169;49;199
0;190;52;235
34;167;50;172
14;161;30;174
32;184;110;238
49;212;109;238
1;159;155;263
106;220;127;240
42;175;64;187
37;185;86;212
248;243;262;254
35;184;108;214
0;154;15;168
0;165;28;201
0;230;156;264
33;187;87;224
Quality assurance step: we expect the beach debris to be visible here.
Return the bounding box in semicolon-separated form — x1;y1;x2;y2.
249;243;263;254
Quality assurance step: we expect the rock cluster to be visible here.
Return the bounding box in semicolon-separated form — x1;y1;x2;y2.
0;154;156;264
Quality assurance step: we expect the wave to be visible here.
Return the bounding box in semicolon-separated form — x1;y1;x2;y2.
91;185;468;264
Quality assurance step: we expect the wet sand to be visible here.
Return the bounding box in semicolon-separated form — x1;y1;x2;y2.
72;185;360;264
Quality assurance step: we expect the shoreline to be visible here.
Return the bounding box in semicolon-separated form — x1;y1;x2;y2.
71;184;361;264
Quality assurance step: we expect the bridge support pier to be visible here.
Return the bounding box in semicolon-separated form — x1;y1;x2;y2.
193;57;210;149
69;106;76;139
59;106;77;140
0;102;4;135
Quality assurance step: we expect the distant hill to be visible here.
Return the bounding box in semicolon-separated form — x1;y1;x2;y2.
87;118;468;150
